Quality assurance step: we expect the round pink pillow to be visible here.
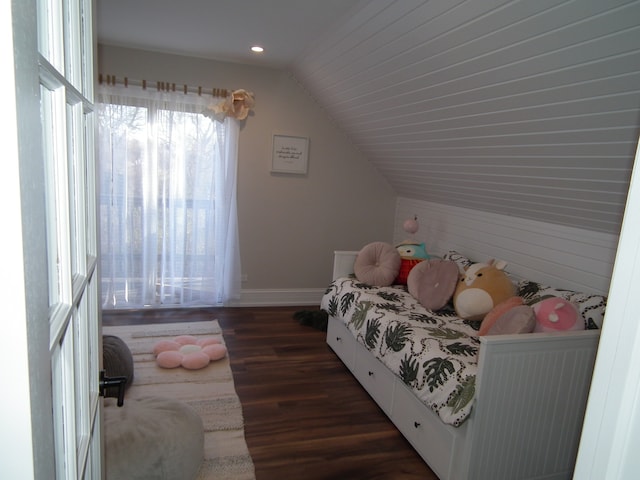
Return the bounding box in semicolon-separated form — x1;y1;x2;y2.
486;305;536;335
407;259;459;310
479;296;524;336
354;242;401;286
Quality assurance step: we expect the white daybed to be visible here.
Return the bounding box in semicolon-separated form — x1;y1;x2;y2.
322;250;603;480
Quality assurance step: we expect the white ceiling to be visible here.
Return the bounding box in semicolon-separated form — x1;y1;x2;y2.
96;0;363;69
97;0;640;235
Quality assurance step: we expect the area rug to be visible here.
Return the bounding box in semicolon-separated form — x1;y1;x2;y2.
103;320;256;480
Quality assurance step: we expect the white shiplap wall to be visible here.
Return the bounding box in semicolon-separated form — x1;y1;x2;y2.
293;0;640;236
394;197;618;295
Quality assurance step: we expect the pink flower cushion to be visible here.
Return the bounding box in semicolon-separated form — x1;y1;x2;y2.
354;242;402;286
153;335;227;369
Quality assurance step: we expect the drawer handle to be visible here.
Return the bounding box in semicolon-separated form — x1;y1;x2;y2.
414;421;421;429
336;336;342;342
368;371;374;376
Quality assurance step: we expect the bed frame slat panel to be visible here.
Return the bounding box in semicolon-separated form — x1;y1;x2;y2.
466;332;599;479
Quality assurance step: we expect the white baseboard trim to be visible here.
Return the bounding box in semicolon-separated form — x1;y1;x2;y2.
229;288;325;307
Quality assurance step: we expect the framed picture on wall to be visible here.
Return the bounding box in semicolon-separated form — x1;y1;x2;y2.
271;134;309;174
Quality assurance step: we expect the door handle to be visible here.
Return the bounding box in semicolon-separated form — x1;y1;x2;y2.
99;370;127;407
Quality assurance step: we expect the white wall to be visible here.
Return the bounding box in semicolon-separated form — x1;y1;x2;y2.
97;45;622;306
574;138;640;479
393;197;618;295
98;45;397;304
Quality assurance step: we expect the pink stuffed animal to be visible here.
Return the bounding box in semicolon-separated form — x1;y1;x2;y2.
533;297;583;332
153;335;227;369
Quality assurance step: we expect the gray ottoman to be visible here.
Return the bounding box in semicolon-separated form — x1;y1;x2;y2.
104;396;204;480
103;335;134;396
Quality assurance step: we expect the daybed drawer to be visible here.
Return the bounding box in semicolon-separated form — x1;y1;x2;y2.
392;384;456;480
353;344;396;414
326;318;356;371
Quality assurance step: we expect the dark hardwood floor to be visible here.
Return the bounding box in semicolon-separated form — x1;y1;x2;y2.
103;306;438;480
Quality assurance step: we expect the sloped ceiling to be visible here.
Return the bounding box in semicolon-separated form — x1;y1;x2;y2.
97;0;640;235
290;0;640;235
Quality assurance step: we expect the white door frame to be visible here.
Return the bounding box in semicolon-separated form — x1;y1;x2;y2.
573;138;640;478
0;0;42;476
1;0;101;478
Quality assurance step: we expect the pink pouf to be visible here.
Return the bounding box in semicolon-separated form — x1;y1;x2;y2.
153;335;227;369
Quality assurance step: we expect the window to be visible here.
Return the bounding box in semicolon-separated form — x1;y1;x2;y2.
97;87;241;308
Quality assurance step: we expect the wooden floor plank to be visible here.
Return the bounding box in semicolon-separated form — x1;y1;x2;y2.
103;306;439;480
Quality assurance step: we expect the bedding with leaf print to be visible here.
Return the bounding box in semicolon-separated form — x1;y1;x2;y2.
321;276;481;427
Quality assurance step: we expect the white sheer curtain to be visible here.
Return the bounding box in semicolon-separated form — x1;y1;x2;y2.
97;85;241;308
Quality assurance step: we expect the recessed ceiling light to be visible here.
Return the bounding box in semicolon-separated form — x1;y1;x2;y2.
251;46;264;53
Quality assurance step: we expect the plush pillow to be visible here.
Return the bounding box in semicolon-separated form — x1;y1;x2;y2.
394;241;430;284
104;396;204;480
396;241;429;259
517;280;606;329
103;335;134;394
407;259;459;310
395;258;424;285
486;305;537;335
532;297;583;332
354;242;402;286
479;296;524;336
453;260;516;321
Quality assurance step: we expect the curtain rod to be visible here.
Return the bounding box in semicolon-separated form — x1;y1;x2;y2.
98;73;230;98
